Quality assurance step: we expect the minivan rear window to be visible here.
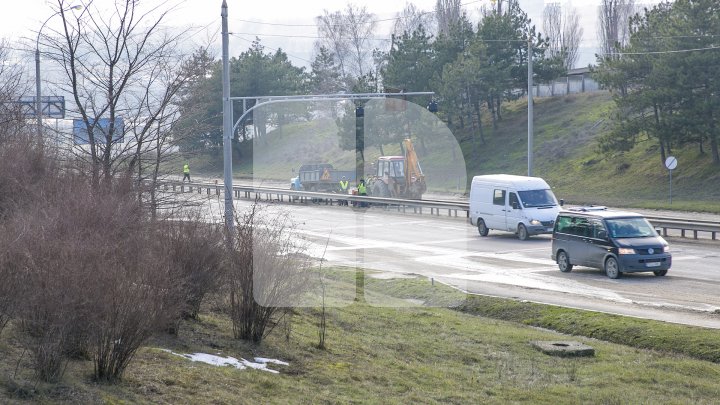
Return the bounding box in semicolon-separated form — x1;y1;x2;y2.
606;217;656;238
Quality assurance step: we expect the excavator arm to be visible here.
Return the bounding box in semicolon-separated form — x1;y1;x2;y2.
402;138;426;199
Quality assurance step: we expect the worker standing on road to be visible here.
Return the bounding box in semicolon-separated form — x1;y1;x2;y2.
357;178;367;207
339;176;349;205
182;163;191;182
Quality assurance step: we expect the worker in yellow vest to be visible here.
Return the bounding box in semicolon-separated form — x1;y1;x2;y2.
183;163;190;182
339;176;349;205
357;178;367;207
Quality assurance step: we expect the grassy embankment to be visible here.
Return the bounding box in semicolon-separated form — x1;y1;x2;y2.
3;270;720;404
460;92;720;213
188;92;720;213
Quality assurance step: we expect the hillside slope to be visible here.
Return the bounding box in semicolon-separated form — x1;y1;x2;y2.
458;92;720;212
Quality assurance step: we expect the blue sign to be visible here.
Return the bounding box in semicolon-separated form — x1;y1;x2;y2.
18;96;65;118
73;118;124;145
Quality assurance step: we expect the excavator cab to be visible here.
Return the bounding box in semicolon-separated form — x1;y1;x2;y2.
368;138;426;200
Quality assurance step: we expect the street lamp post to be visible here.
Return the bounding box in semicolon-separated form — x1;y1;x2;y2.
35;5;82;140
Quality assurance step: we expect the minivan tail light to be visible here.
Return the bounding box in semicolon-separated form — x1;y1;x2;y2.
618;248;636;255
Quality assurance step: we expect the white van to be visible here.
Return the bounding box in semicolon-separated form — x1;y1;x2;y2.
469;174;561;240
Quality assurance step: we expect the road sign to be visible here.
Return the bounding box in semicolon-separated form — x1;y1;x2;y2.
18;96;65;118
73;118;125;145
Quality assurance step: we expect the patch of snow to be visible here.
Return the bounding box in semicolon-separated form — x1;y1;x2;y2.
162;350;289;374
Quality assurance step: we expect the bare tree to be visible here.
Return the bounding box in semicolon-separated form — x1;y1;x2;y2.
393;3;435;38
316;10;350;81
345;5;377;79
0;41;30;142
315;5;377;86
598;0;636;60
44;0;189;188
228;203;311;343
543;3;584;69
436;0;462;36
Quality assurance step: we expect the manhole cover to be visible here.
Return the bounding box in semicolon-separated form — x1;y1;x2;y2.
530;341;595;357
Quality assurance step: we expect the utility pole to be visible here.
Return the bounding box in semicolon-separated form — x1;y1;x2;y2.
527;38;534;177
221;0;234;232
354;103;365;302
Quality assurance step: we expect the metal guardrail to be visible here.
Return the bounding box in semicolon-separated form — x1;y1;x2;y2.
157;181;720;241
645;216;719;241
159;180;468;217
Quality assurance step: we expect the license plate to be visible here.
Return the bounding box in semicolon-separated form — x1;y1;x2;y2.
546;228;553;232
646;262;661;267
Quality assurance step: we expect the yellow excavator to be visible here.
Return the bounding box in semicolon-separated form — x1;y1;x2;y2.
367;138;426;200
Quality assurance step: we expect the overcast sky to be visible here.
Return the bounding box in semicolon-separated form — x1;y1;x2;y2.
2;0;657;70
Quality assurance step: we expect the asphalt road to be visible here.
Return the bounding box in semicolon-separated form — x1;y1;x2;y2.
198;194;720;328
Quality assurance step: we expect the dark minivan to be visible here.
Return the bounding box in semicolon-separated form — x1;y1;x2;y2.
551;207;672;279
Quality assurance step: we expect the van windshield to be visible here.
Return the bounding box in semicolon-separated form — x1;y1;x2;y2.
518;189;557;208
606;217;657;238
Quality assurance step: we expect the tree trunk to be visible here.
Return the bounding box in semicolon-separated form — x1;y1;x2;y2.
659;142;666;164
474;101;486;145
487;96;498;130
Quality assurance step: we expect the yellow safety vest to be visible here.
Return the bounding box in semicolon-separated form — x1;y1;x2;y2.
339;180;349;190
358;183;367;194
183;164;190;174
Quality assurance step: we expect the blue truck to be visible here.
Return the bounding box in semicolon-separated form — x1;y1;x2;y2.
290;163;356;192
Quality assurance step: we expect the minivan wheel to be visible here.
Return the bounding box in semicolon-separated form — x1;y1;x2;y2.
477;219;489;237
557;251;573;272
605;257;622;279
517;224;529;241
653;270;668;277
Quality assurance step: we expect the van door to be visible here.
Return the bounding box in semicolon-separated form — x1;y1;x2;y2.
568;216;593;265
585;218;612;268
486;188;508;230
506;191;523;232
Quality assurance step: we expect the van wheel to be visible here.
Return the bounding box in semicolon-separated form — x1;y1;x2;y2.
605;257;622;279
653;270;668;277
517;224;529;241
557;251;573;272
477;219;489;236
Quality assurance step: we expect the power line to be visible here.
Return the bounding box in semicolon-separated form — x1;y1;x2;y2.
230;31;393;42
233;0;484;29
229;33;315;65
603;45;720;56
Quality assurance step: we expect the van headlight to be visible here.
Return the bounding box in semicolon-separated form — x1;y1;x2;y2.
618;248;636;255
663;245;670;253
529;219;541;225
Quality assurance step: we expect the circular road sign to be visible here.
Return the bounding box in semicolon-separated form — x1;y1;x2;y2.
665;156;678;170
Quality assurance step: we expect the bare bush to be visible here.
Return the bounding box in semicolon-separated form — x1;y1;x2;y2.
0;136;54;220
228;204;311;343
157;214;226;332
0;225;20;335
4;174;181;382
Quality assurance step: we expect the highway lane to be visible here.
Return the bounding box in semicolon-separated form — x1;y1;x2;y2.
198;195;720;328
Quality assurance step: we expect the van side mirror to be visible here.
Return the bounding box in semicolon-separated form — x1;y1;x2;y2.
597;230;608;240
559;199;564;207
512;202;519;210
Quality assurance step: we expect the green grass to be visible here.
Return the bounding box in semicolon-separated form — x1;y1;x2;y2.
3;269;720;404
